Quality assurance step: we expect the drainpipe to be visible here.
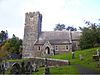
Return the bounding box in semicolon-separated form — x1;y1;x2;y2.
69;30;72;52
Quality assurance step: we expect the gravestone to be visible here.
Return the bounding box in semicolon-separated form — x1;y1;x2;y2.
79;54;84;60
93;55;99;61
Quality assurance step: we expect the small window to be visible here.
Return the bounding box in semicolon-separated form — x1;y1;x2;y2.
66;46;68;49
38;46;40;50
55;46;58;51
66;45;69;51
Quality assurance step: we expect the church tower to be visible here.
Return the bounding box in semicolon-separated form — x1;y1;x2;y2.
22;12;42;58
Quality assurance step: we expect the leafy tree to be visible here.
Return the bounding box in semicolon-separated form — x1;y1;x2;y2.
66;26;77;31
54;24;77;31
54;24;66;31
0;34;22;59
79;20;100;49
0;41;9;59
0;30;8;43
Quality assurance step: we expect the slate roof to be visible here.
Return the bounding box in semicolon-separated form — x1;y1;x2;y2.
35;31;81;45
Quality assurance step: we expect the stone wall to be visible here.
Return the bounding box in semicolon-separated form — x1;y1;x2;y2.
30;57;70;67
4;58;69;70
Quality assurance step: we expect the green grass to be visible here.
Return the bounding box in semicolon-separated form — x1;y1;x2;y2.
4;68;11;74
49;47;100;71
32;65;79;74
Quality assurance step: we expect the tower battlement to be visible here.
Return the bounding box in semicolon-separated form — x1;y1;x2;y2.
25;11;41;18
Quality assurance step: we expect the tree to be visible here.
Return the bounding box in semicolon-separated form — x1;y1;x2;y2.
66;26;77;31
0;34;22;59
54;24;77;31
0;41;9;59
0;30;8;43
79;20;100;49
54;24;66;31
9;34;22;58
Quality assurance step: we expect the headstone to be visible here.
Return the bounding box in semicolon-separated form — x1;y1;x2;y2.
93;55;99;61
79;54;84;60
96;49;100;57
72;51;74;59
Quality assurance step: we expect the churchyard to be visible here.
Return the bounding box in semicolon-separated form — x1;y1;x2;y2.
0;47;99;74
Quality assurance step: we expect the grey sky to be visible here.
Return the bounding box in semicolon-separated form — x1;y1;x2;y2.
0;0;100;39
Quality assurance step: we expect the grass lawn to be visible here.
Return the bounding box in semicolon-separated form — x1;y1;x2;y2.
5;66;79;74
49;47;100;71
32;65;79;74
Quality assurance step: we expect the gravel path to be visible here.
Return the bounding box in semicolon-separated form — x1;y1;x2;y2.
75;64;100;74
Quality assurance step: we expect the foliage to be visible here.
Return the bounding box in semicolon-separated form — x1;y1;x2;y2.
0;34;22;59
54;24;66;31
0;30;8;43
79;20;100;49
0;30;8;59
54;24;77;31
66;26;77;31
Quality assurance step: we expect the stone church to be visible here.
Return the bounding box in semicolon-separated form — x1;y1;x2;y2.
22;11;81;58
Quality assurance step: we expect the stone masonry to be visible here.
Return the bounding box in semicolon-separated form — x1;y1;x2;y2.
22;11;81;58
23;12;42;58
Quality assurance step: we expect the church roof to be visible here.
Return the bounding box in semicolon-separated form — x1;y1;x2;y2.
35;31;81;45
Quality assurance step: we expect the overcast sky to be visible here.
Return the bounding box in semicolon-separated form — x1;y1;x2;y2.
0;0;100;39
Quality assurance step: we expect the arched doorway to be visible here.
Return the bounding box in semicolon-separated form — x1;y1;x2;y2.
45;47;50;54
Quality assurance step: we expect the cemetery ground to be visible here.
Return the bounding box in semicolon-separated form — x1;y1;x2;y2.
49;47;100;74
3;47;100;74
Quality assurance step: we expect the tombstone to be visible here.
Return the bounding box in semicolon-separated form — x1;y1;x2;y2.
10;63;21;74
96;49;100;58
72;51;74;59
93;55;99;61
79;54;84;60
